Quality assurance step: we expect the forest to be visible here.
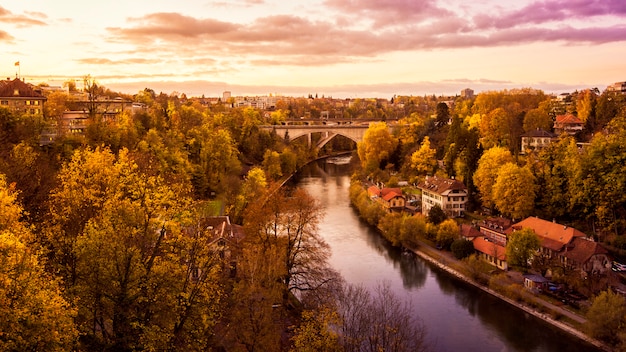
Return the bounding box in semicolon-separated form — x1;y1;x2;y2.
1;77;625;351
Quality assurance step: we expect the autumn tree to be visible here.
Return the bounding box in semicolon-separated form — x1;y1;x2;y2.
473;146;514;210
523;107;553;132
436;218;459;250
410;136;437;176
357;122;398;175
506;228;540;269
492;162;537;219
244;187;338;303
0;175;78;351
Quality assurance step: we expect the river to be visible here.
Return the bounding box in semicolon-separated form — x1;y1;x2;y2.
291;156;600;352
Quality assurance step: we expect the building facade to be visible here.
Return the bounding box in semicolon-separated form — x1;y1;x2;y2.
417;176;468;217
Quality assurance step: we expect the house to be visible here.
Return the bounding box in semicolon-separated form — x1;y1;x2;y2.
417;176;468;217
607;81;626;94
367;185;406;213
511;217;611;275
554;114;584;136
478;217;512;247
511;217;586;258
380;188;405;212
0;77;46;115
524;274;550;292
472;237;507;270
520;128;557;154
460;224;481;241
561;237;611;274
183;216;245;278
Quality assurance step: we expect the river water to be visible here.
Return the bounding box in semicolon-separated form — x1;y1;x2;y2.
291;156;600;352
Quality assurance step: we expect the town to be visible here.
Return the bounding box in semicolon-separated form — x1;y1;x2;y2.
2;73;626;351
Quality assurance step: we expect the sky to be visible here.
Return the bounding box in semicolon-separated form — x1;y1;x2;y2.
2;0;626;98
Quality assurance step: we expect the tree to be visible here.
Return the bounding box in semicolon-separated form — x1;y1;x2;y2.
435;102;450;127
337;282;427;352
451;238;475;259
506;228;540;268
436;219;459;250
410;136;437;176
473;146;514;209
0;175;78;351
357;122;398;174
523;107;553;132
585;290;626;346
262;149;283;180
427;204;447;225
244;187;338;303
492;162;537;219
291;309;341;352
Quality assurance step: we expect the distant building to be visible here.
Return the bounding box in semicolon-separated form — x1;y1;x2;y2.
460;88;474;99
520;128;557;154
554;114;584;136
223;91;231;101
0;77;46;115
417;176;467;217
607;81;626;94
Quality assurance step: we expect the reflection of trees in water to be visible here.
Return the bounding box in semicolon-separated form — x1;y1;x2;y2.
429;264;598;352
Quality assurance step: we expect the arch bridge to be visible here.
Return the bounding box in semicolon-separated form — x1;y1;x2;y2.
259;124;371;149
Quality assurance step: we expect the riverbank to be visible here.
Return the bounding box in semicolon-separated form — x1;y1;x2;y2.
407;242;611;351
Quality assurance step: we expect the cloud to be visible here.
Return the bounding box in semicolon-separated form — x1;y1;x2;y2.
0;30;14;42
324;0;454;28
473;0;626;30
76;57;162;65
0;5;47;26
97;78;603;99
102;0;626;70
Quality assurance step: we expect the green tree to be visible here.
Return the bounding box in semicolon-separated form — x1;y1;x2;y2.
492;163;537;219
585;290;626;346
357;122;398;174
451;238;475;259
506;228;540;268
428;204;447;225
473;146;514;209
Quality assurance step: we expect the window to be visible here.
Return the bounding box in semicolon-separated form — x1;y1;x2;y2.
0;100;7;105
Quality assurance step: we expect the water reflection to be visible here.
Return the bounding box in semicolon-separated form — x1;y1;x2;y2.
293;158;601;352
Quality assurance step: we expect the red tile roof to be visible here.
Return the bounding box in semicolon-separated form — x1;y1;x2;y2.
0;78;45;98
472;237;506;261
416;175;466;196
555;114;583;125
381;188;403;201
460;224;481;239
367;185;381;197
562;237;608;265
512;217;586;249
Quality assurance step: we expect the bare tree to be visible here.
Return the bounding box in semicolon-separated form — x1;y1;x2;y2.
337;281;429;352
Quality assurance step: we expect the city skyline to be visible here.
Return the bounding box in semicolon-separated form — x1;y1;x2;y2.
3;0;626;98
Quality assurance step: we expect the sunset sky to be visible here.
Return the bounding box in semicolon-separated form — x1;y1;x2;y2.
3;0;626;98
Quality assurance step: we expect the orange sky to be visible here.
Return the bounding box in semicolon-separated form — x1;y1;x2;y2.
3;0;626;98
